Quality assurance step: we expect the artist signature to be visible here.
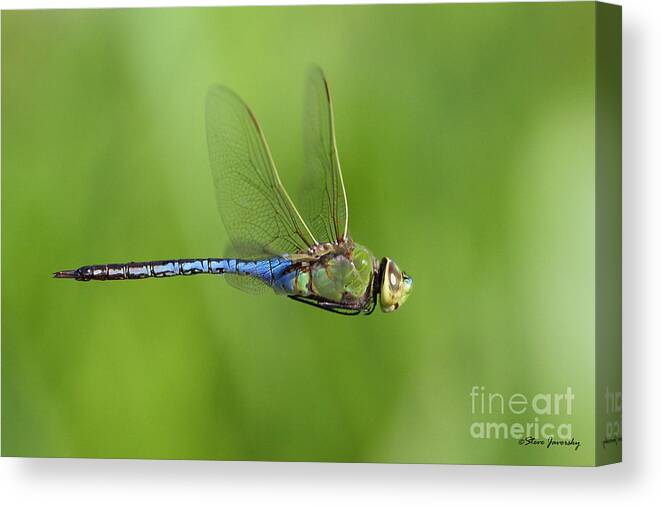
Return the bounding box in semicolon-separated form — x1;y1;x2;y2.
602;436;622;449
519;436;581;451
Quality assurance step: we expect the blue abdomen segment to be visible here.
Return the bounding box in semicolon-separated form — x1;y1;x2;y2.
217;257;292;287
55;256;293;285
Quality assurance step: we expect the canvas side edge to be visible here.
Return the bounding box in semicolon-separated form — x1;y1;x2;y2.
594;1;622;466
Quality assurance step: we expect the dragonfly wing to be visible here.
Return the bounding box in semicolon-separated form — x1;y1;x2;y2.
219;245;271;295
224;273;270;295
206;85;317;257
299;66;349;244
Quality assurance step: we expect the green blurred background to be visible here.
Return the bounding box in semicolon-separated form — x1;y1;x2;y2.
2;3;596;464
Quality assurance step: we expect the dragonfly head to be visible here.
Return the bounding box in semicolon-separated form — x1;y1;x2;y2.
379;257;413;313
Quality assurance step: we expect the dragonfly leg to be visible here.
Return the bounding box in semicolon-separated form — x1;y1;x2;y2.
288;295;363;316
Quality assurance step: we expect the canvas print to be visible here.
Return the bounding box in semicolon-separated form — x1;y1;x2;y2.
1;1;621;466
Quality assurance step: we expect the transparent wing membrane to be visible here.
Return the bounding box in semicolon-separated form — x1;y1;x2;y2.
206;85;317;257
299;66;349;244
224;273;270;295
221;245;270;294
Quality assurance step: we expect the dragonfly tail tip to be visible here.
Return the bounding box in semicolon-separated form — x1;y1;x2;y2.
53;269;78;279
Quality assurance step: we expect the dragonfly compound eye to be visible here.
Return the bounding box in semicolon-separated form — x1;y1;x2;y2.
380;258;413;313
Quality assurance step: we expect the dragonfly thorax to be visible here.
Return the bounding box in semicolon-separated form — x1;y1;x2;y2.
304;242;377;309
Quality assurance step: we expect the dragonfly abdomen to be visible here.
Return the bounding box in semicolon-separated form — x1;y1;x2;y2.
53;257;293;283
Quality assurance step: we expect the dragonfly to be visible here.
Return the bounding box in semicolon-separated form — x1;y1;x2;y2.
54;67;413;315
